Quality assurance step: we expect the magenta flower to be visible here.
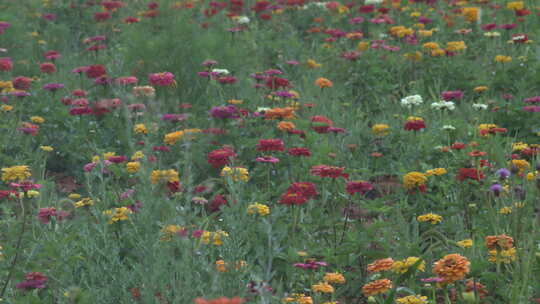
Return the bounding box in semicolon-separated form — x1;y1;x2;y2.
523;105;540;112
441;90;463;101
255;156;280;163
16;272;48;290
38;207;57;224
148;72;175;87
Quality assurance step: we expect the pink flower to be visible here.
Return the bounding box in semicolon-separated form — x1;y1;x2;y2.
16;272;48;290
83;162;97;172
38;208;57;224
255;156;280;163
148;72;175;86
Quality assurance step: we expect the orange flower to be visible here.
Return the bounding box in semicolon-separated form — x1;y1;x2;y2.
277;121;296;132
315;77;333;88
193;297;245;304
485;235;514;250
432;254;470;284
367;258;394;273
265;107;296;120
362;279;392;296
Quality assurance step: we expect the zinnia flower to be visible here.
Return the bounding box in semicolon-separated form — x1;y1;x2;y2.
361;279;392;296
432;254;470;284
367;258;394;273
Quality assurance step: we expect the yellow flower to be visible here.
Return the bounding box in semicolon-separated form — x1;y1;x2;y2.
126;162;140;174
26;190;40;198
499;206;512;214
103;207;132;224
462;7;480;23
474;86;488;93
396;295;428;304
1;105;13;112
446;41;467;52
357;41;370;51
484;31;501;37
133;124;148;134
372;124;390;136
425;168;447;176
201;230;228;246
40;146;54;152
30;116;45;124
164;130;184;145
68;193;81;200
323;272;346;284
247;203;270;216
74;197;94;208
306;59;322;68
131;151;145;160
311;282;334;293
160;225;184;241
404;51;422;62
417;213;442;224
403;172;427;190
457;239;473;248
431;48;446;57
422;42;439;50
507;1;524;10
509;159;530;174
150;169;179;184
495;55;512;63
488;247;516;264
392;257;425;274
103;152;116;160
417;29;433;37
1;165;32;182
221;166;249;182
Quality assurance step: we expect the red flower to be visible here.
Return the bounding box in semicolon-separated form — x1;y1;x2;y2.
287;182;318;199
358;5;375;13
86;65;107;79
345;181;373;195
40;62;56;74
207;194;228;212
457;168;484;182
404;119;426;131
279;191;308;205
311;115;334;134
288;147;311;157
16;272;47;290
13;76;32;90
38;207;57;224
451;142;466;150
207;148;236;168
310;165;348;179
257;139;285;152
94;11;112;22
265;77;290;89
0;57;13;71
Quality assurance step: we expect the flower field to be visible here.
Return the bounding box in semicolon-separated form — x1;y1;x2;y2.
2;0;540;303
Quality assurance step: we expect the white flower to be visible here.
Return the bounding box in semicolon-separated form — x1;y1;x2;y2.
400;94;423;108
237;16;250;24
472;103;488;110
212;68;230;75
256;107;271;113
442;125;456;131
365;0;383;4
484;31;500;37
431;100;455;111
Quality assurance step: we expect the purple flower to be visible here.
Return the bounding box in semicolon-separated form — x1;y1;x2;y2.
43;83;64;91
209;105;239;119
495;168;511;179
490;184;503;196
120;189;135;200
421;277;444;283
127;201;142;213
418;16;433;24
272;91;295;98
16;272;47;291
10;91;31;98
162;113;188;122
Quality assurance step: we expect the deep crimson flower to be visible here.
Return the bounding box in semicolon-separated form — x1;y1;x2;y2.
457;168;484;182
167;181;182;194
102;1;124;10
287;182;318;199
265;77;290;89
358;5;375;13
310;165;348;179
207;194;228;212
279;190;308;205
108;156;127;163
86;64;106;79
69;107;93;116
451;142;466;150
207;148;236;168
345;181;373;195
257;139;285;152
288;147;311;157
404;120;426;131
0;57;12;71
441;90;463;101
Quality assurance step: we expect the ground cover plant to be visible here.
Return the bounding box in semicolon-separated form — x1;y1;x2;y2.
1;0;540;303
